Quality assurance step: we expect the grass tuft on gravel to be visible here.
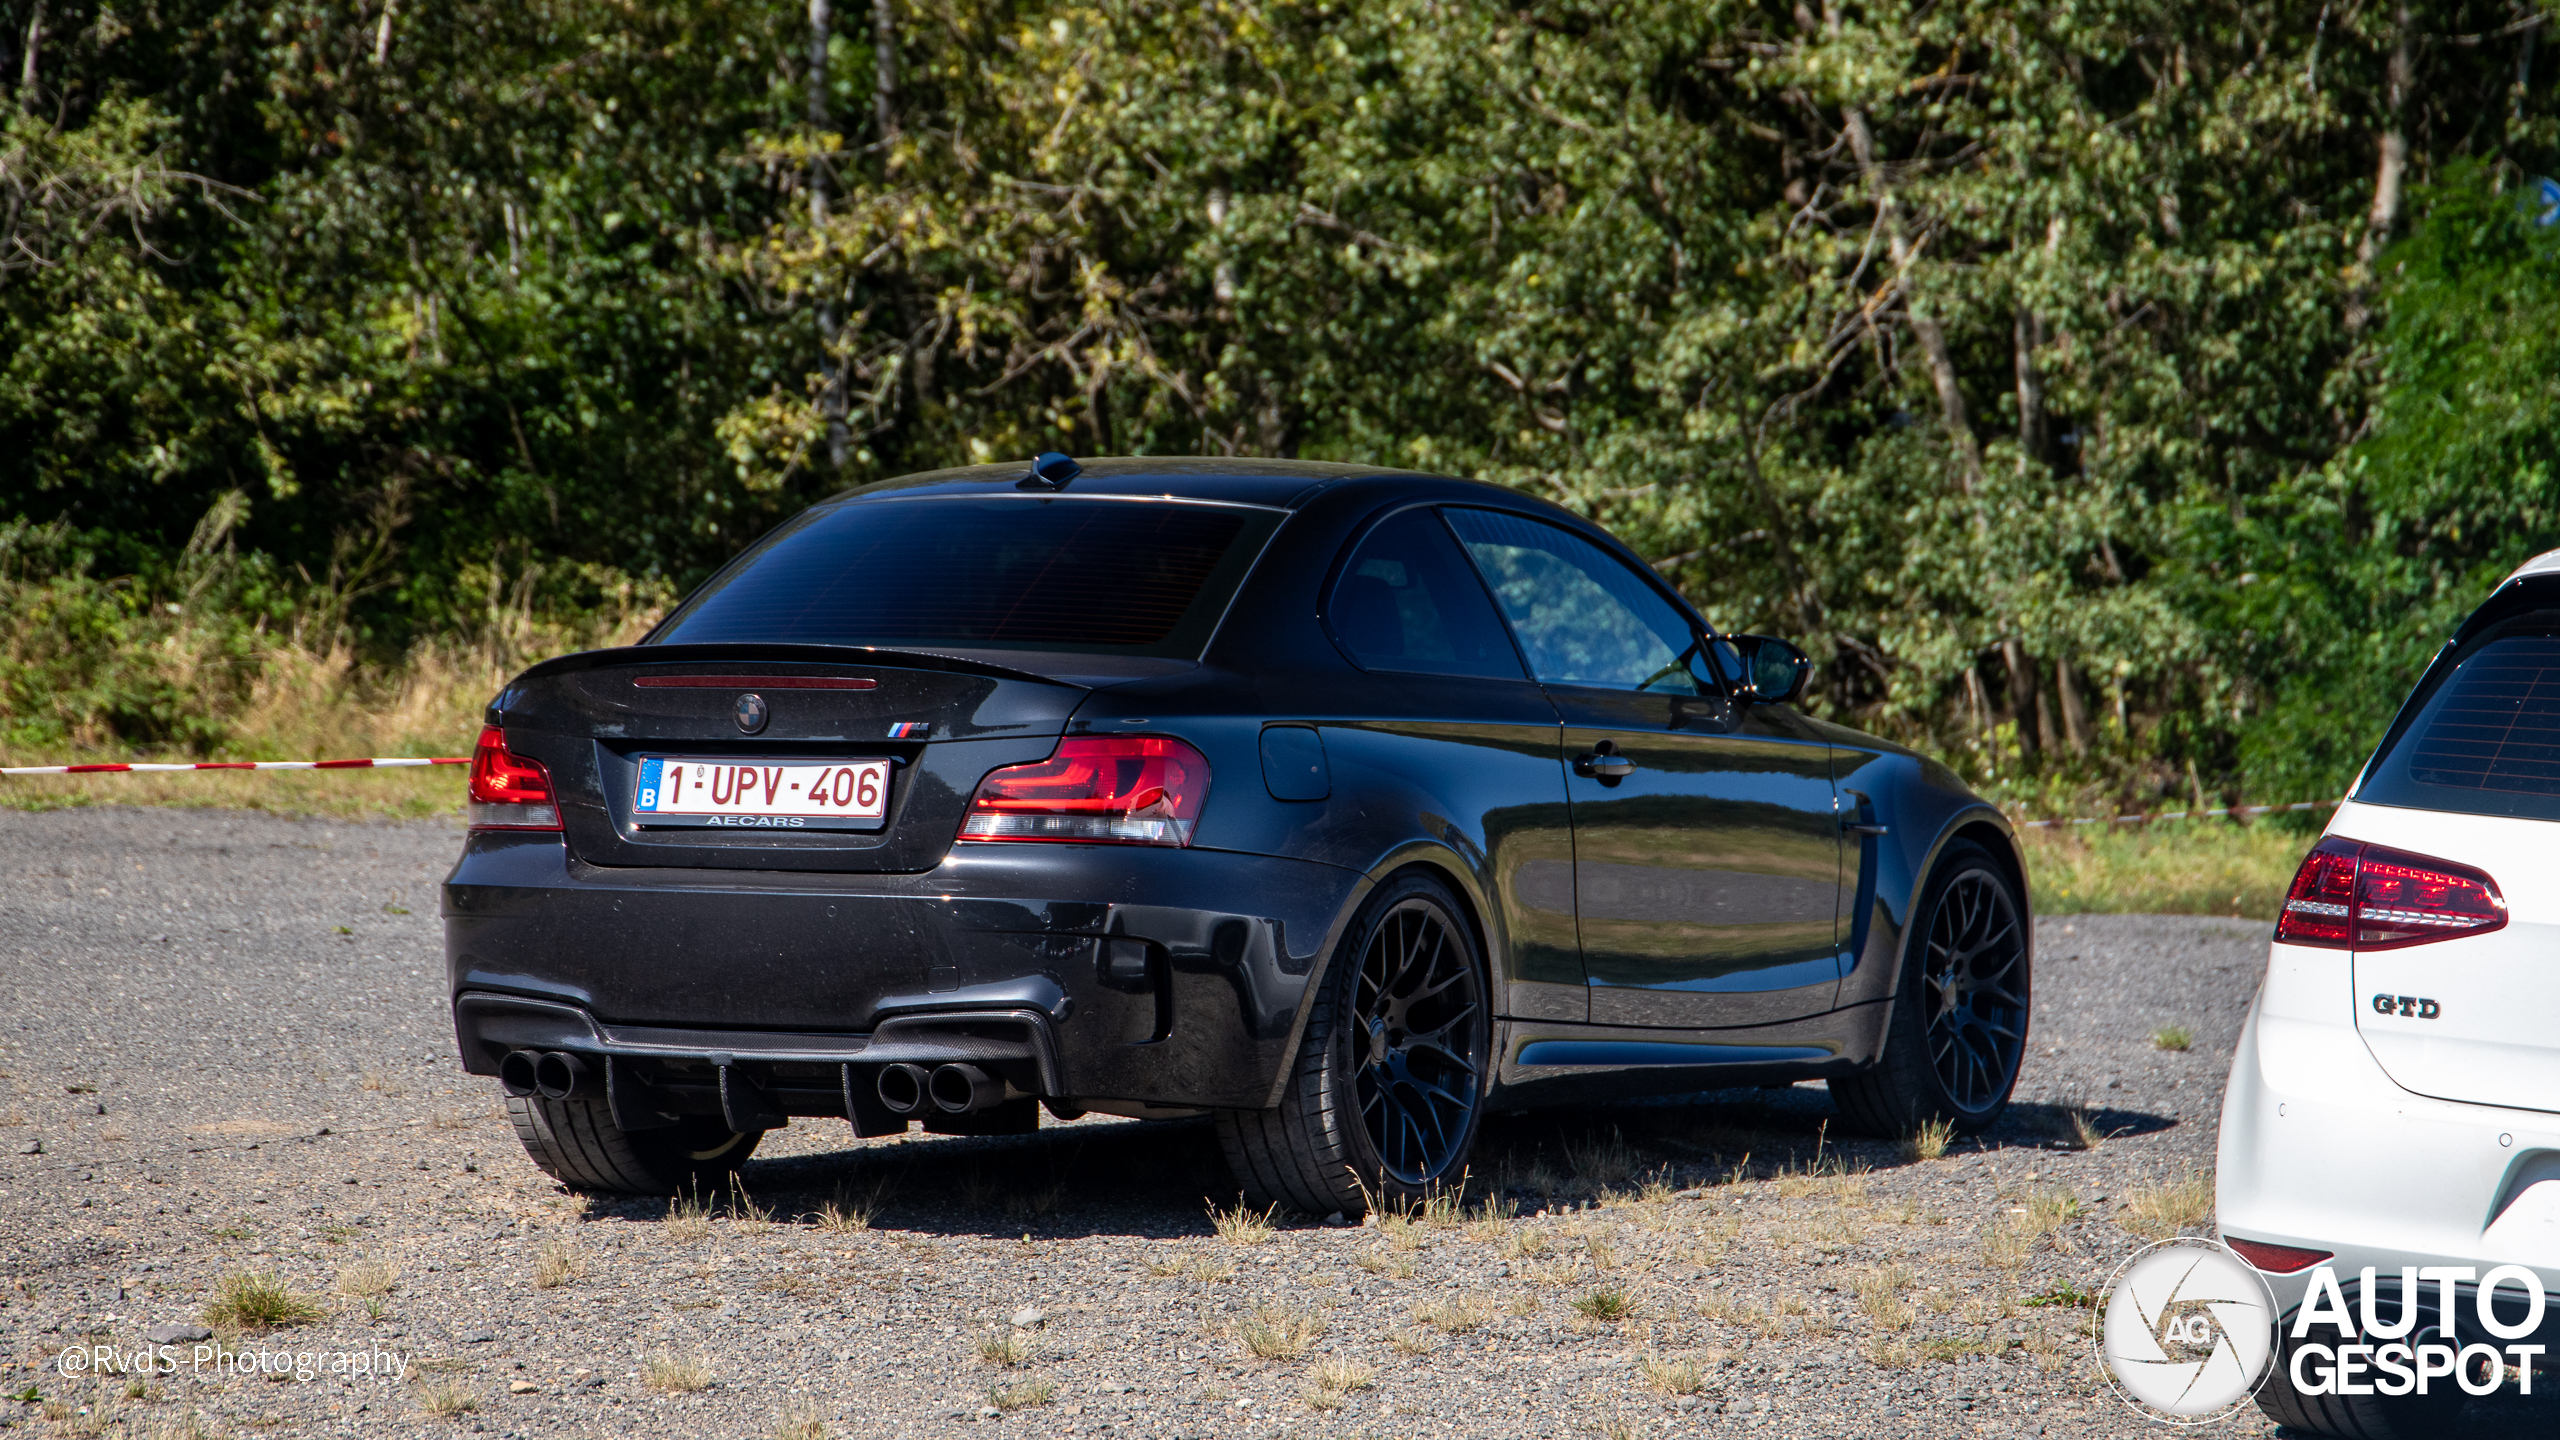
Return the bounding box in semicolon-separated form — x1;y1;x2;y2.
1303;1358;1374;1410
202;1271;324;1332
2121;1172;2215;1240
2151;1025;2196;1052
642;1354;714;1394
975;1330;1031;1367
531;1241;581;1289
1570;1285;1635;1323
335;1259;397;1299
1207;1197;1277;1246
416;1381;477;1417
986;1378;1057;1411
1237;1303;1325;1360
770;1401;828;1440
1636;1352;1706;1395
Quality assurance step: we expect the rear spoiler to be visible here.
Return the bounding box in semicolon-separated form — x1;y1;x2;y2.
491;643;1080;722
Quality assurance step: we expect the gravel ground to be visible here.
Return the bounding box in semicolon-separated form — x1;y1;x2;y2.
0;805;2530;1439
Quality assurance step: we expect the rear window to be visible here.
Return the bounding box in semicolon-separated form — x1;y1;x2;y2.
652;497;1280;656
2362;630;2560;821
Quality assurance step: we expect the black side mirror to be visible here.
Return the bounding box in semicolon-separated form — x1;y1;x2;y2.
1730;635;1812;705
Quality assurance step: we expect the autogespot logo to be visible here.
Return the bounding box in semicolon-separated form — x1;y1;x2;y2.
2097;1238;2277;1422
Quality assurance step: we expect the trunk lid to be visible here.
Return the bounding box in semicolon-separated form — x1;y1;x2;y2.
493;645;1093;873
2334;798;2560;1116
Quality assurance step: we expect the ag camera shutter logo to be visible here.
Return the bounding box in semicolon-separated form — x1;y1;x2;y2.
2097;1238;2277;1422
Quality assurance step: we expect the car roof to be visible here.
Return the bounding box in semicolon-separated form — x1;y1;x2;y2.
829;457;1439;510
2505;547;2560;584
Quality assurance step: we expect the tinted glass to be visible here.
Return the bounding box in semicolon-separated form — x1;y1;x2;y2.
1442;508;1706;693
1327;509;1527;680
2363;631;2560;821
654;498;1276;655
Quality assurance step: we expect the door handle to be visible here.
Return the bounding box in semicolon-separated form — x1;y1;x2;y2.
1840;819;1889;837
1574;753;1636;778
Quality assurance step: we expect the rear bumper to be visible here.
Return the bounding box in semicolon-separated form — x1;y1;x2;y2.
442;832;1365;1110
2217;943;2560;1322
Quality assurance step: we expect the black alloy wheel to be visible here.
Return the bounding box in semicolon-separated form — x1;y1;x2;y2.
1351;898;1485;1185
1828;840;2032;1136
1217;873;1492;1215
1921;868;2030;1113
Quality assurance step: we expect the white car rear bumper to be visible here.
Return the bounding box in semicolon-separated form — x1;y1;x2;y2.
2218;940;2560;1319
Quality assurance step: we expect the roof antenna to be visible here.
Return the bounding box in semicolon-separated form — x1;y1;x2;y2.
1019;451;1081;491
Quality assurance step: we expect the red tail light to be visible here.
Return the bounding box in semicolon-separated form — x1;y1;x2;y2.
2275;836;2504;950
2225;1237;2333;1274
467;726;562;831
959;736;1209;846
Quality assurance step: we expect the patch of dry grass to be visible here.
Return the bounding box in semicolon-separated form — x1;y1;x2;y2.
1208;1197;1277;1246
335;1259;397;1299
202;1272;323;1332
1571;1285;1635;1323
1854;1265;1916;1330
665;1190;715;1242
987;1378;1057;1411
642;1354;713;1395
2120;1172;2215;1240
814;1180;886;1234
1413;1294;1496;1334
416;1380;477;1417
2021;821;2311;919
1237;1304;1325;1360
976;1330;1031;1367
1637;1352;1706;1395
770;1401;828;1440
1902;1116;1955;1162
1303;1358;1374;1410
531;1242;581;1289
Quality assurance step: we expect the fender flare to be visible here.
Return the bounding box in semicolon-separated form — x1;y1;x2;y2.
1249;838;1500;1109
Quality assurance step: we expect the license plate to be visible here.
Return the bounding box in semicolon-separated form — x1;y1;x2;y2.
633;757;891;831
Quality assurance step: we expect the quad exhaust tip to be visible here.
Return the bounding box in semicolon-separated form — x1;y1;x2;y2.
928;1063;1005;1115
875;1062;930;1115
500;1049;599;1101
497;1049;540;1098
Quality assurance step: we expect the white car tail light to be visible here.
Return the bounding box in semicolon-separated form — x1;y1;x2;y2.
2274;836;2505;949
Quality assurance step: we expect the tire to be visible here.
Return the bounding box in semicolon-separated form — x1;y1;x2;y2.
504;1093;762;1196
1830;839;2030;1137
2254;1324;2472;1438
1216;872;1492;1217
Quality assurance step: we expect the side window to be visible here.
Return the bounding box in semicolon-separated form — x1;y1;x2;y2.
1442;508;1706;694
1326;508;1528;680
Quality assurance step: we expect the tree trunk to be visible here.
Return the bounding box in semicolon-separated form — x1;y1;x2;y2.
2002;639;2044;765
1844;106;1980;491
2014;309;2048;473
808;0;849;469
873;0;898;141
2351;4;2414;328
2055;655;2092;755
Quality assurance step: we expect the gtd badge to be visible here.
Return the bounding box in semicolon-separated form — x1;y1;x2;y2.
735;693;769;734
2371;994;2442;1019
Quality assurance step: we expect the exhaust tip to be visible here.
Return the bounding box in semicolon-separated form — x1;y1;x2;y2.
533;1051;590;1101
875;1063;928;1115
497;1049;541;1098
929;1063;1002;1115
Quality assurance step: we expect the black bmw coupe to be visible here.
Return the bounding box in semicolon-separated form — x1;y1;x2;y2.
444;456;2030;1212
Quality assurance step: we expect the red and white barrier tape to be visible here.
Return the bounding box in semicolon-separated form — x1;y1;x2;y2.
2017;799;2342;830
1;757;466;776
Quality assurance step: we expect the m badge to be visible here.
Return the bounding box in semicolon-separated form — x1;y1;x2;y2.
2371;994;2442;1020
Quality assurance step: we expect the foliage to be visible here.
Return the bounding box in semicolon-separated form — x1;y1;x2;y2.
4;0;2558;810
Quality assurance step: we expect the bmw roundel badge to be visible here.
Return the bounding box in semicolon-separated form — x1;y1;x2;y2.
734;692;769;734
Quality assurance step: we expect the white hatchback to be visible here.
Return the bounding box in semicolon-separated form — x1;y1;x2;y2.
2220;552;2560;1436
